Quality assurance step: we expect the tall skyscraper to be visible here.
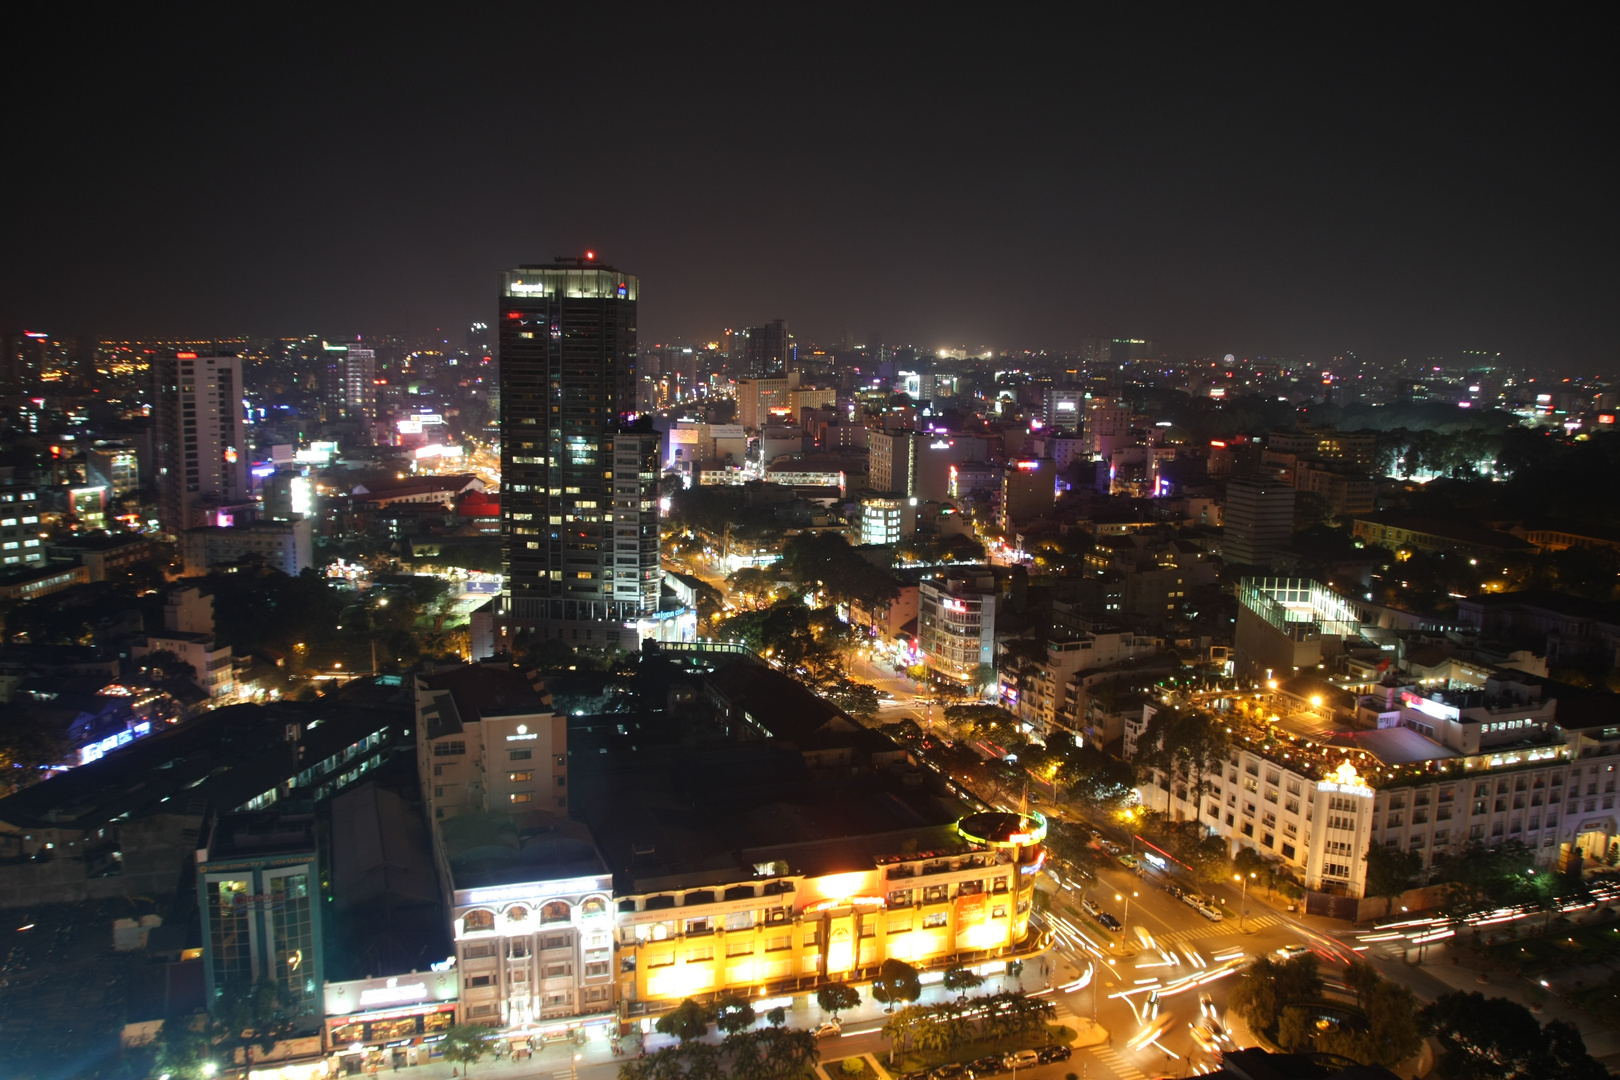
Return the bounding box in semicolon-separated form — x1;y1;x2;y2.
152;350;250;534
743;319;789;376
1223;479;1295;567
497;259;660;641
343;340;377;440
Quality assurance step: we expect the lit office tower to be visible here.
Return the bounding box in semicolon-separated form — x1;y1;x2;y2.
1223;479;1296;568
498;259;660;639
152;350;249;534
344;341;377;439
744;319;789;376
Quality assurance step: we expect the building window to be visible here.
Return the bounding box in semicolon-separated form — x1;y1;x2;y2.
922;911;947;929
509;749;532;760
510;792;532;804
434;741;466;757
541;901;571;923
463;910;495;933
510;771;534;782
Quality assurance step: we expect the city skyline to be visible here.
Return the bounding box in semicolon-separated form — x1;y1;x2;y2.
0;13;1612;369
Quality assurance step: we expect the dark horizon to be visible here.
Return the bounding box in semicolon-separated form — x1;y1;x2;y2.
1;11;1613;370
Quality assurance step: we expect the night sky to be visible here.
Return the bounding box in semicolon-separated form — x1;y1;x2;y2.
2;11;1612;367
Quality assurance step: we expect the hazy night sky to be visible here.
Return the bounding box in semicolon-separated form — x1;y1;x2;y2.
1;11;1612;368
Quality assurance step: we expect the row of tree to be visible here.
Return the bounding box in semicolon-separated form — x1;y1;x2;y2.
1229;953;1608;1077
621;1027;819;1080
879;990;1057;1065
1230;953;1421;1067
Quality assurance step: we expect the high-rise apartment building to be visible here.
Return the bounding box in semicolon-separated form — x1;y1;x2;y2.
738;376;790;431
1084;397;1133;458
344;341;378;439
152;351;250;535
1000;460;1056;529
1223;479;1296;568
1041;388;1083;431
867;429;917;496
497;260;660;639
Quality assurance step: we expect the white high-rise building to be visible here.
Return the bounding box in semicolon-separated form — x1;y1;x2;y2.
152;351;249;535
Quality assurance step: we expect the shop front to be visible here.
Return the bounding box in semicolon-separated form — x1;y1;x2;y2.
323;973;458;1072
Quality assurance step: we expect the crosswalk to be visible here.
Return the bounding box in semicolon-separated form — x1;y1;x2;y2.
1085;1044;1150;1080
1155;913;1281;944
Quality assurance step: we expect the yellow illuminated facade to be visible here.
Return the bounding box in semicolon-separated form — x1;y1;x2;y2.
616;834;1043;1010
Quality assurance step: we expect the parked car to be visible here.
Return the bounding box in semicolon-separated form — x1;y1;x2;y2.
1097;911;1124;931
1161;881;1185;900
1037;1045;1073;1064
1197;904;1224;923
930;1066;965;1080
1003;1050;1039;1069
1081;897;1102;916
967;1056;1006;1077
1117;853;1139;869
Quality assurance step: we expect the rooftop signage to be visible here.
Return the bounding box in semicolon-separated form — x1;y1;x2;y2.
462;877;609;906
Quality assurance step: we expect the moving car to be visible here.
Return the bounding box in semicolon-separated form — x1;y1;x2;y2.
1096;911;1124;931
1117;853;1140;869
812;1019;842;1039
1275;944;1311;960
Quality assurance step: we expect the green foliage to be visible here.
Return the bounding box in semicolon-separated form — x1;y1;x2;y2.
655;998;712;1043
714;993;757;1034
823;676;880;719
1365;843;1423;911
1431;840;1539;915
439;1024;497;1072
1356;979;1423;1067
151;1020;214;1080
780;532;900;609
209;977;305;1061
817;981;861;1018
942;964;985;1000
1230;955;1321;1038
872;958;922;1007
1136;707;1230;806
1275;1005;1315;1052
1344;959;1381;1007
1421;991;1608;1080
840;1057;865;1076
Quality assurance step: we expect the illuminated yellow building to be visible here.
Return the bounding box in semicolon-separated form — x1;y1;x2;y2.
615;813;1047;1013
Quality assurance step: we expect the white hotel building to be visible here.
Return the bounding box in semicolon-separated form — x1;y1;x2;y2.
1128;672;1620;897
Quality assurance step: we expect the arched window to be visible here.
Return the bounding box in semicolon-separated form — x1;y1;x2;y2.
505;905;529;923
540;901;572;924
462;909;495;933
580;896;607;918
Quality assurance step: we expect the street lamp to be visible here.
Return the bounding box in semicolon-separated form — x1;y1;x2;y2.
1116;890;1137;935
1234;872;1256;930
